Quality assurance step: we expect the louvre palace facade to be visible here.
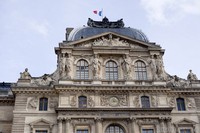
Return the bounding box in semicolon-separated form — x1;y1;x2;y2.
0;17;200;133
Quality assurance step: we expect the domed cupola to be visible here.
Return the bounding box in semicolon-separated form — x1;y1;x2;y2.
67;17;149;42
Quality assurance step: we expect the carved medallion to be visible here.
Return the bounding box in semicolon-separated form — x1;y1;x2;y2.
109;97;119;106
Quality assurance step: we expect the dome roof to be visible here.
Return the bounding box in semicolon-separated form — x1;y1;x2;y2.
68;27;149;42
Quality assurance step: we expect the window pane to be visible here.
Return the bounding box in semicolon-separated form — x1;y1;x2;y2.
135;61;147;80
77;129;88;133
176;98;186;111
141;96;150;108
106;61;118;80
76;60;89;79
79;96;87;108
39;98;48;111
142;129;154;133
36;130;48;133
106;125;124;133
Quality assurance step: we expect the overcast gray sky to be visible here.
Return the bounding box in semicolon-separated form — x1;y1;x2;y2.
1;0;200;82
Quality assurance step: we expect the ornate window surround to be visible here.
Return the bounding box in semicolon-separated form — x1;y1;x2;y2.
174;118;197;133
134;60;148;80
29;118;54;133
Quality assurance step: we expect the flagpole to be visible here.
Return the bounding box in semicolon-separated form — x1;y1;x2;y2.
101;8;103;20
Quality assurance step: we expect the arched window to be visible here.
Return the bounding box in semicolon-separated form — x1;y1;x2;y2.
78;96;87;108
76;59;89;79
105;124;125;133
176;98;186;111
106;61;118;80
39;97;48;111
134;61;147;80
141;96;150;108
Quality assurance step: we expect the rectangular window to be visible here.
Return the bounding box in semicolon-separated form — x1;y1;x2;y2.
142;129;154;133
77;129;88;133
35;130;48;133
180;129;191;133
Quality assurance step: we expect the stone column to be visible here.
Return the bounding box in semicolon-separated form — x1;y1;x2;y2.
65;118;71;133
96;118;103;133
58;118;63;133
166;118;172;133
129;118;136;133
160;118;166;133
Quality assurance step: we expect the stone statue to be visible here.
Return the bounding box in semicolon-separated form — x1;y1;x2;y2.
65;53;73;79
60;53;73;79
93;54;101;79
122;54;132;79
148;55;166;80
60;53;66;78
187;69;198;81
20;68;31;79
148;55;157;80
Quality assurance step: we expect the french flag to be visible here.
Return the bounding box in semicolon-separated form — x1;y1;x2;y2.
93;10;102;16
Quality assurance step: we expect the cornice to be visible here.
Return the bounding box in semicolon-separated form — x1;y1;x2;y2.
0;97;15;106
11;86;55;94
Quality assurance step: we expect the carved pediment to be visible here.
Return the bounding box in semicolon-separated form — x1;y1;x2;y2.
67;32;159;49
29;118;54;126
174;118;197;126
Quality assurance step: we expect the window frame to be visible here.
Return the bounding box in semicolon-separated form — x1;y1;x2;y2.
78;96;87;108
134;61;147;80
39;97;48;111
141;96;150;108
179;127;193;133
105;60;118;80
105;124;125;133
76;59;89;80
176;98;186;111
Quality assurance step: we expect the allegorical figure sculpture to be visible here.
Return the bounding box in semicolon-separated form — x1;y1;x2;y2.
148;55;166;80
122;54;132;79
60;53;66;78
187;69;198;81
65;53;73;79
93;54;101;79
20;68;31;79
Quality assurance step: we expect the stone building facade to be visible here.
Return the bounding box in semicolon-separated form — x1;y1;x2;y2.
0;18;200;133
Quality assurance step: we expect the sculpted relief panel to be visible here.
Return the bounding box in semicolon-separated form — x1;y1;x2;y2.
100;95;128;107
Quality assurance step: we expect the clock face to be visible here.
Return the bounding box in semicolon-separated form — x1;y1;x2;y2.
109;97;119;106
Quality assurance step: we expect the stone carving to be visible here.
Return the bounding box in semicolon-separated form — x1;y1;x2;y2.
60;53;73;79
93;54;101;79
148;55;166;80
166;75;189;88
27;97;38;109
133;96;140;107
93;36;129;47
87;17;124;28
100;95;127;106
151;96;157;107
20;68;31;79
88;97;95;107
49;97;58;109
32;74;55;86
186;98;196;110
187;69;198;81
70;96;76;107
168;97;175;108
121;54;132;80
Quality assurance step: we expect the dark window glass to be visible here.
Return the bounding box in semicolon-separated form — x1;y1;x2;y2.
180;129;191;133
135;61;147;80
177;98;186;111
106;61;118;80
76;60;89;79
77;129;88;133
142;129;154;133
36;130;48;133
105;124;124;133
39;97;48;111
79;96;87;108
141;96;150;108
